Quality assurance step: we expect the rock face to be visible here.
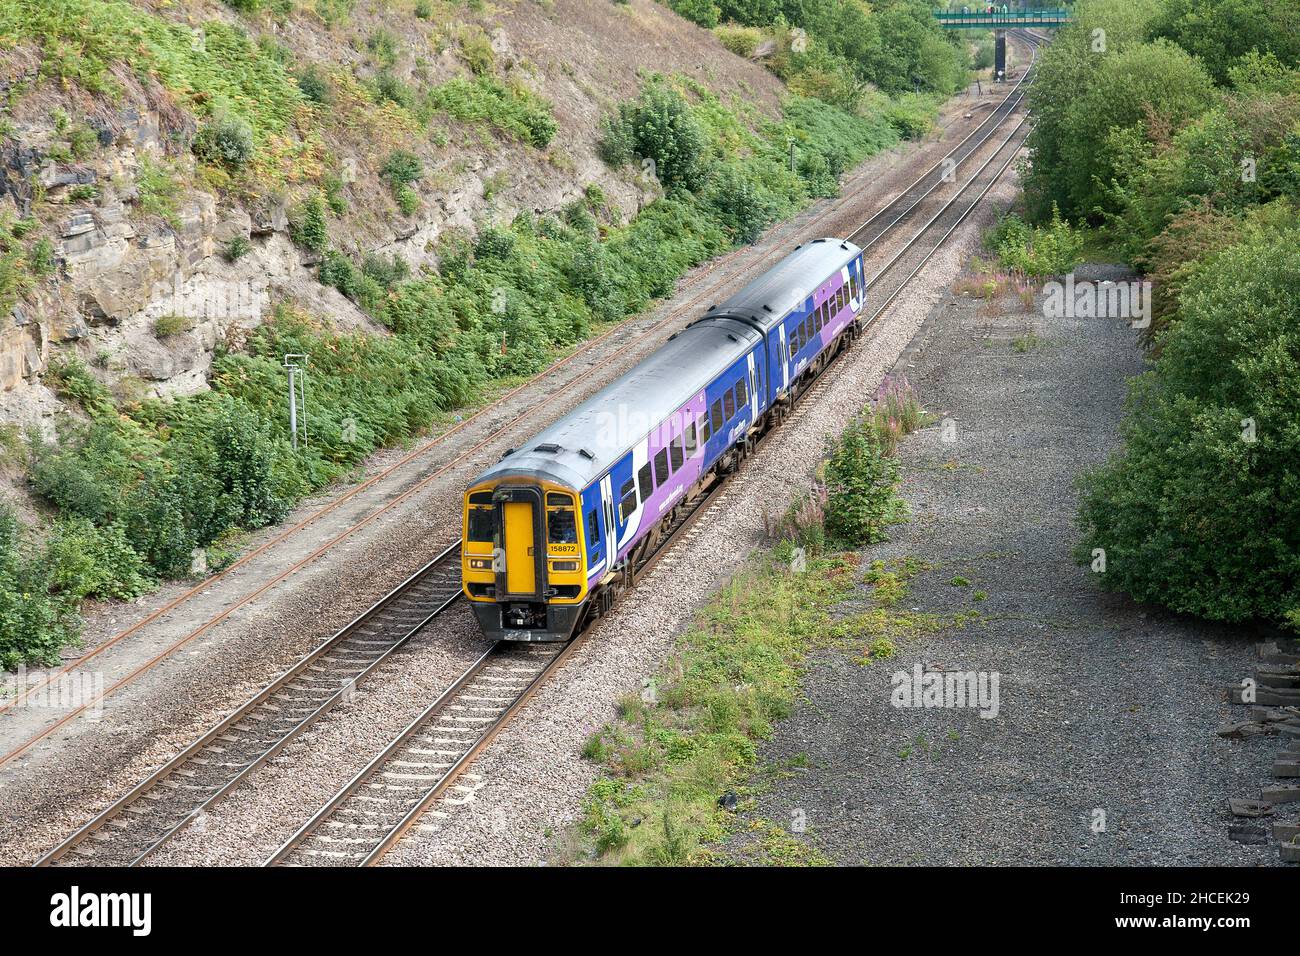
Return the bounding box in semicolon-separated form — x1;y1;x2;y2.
0;0;787;431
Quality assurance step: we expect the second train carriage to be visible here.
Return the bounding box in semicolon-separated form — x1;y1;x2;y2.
463;238;867;641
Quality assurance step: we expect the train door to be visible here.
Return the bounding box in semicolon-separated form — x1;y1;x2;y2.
502;500;536;594
582;486;606;577
599;474;618;565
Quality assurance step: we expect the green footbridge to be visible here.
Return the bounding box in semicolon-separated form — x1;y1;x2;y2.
933;8;1072;29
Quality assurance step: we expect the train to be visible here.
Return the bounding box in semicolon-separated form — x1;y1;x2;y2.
462;238;867;641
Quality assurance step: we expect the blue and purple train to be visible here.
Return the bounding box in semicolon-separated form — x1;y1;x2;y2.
462;238;867;641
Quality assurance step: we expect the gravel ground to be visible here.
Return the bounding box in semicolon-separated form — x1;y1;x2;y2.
381;156;1027;868
720;264;1292;865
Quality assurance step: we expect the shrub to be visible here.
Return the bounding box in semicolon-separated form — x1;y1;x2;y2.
424;76;557;148
704;166;775;244
395;184;420;216
225;235;251;262
44;517;152;602
599;83;706;190
155;314;194;337
988;204;1083;277
192;115;255;169
1075;226;1300;623
0;507;80;667
823;417;908;546
289;194;329;252
296;66;331;104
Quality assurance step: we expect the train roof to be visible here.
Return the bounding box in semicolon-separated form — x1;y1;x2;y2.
700;238;861;331
473;315;761;490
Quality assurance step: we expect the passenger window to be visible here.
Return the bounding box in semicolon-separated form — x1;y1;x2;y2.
723;389;735;419
468;506;494;542
669;437;683;472
699;414;711;444
654;447;670;486
735;378;747;406
548;507;577;544
710;399;723;432
638;463;653;502
619;478;637;520
684;422;697;456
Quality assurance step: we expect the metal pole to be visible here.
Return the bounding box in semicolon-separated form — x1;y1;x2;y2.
287;365;298;451
283;353;309;452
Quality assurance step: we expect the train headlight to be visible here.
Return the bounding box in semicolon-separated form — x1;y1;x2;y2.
550;560;579;572
468;558;493;570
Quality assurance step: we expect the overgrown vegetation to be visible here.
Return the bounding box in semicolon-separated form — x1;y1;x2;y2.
665;0;970;108
986;204;1083;277
577;552;861;863
575;545;974;863
1024;0;1300;628
773;377;926;560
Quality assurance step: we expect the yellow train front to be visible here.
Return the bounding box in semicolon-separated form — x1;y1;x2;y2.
462;463;591;642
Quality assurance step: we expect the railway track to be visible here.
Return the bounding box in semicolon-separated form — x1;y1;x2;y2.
29;32;1043;867
34;543;464;866
0;34;1043;773
267;476;732;866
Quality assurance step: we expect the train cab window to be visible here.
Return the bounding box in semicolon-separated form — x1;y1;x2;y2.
547;496;577;544
654;447;670;486
735;378;747;407
619;478;637;521
684;422;698;456
638;463;653;502
723;389;735;420
467;505;494;542
585;509;600;550
699;414;711;445
669;436;684;472
710;399;724;433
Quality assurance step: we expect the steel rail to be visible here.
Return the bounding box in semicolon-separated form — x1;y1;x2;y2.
33;541;463;866
267;473;735;867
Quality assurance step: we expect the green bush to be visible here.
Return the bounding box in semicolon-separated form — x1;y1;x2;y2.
45;517;153;602
191;115;256;168
225;235;251;262
1075;226;1300;623
296;66;331;104
0;507;80;668
988;204;1083;277
704;166;775;243
289;194;329;252
382;149;422;188
599;82;706;189
823;418;908;546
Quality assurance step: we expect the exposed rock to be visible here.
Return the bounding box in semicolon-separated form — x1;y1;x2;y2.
250;200;289;236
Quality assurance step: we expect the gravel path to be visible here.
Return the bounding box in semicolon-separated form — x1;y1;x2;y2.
720;264;1290;865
